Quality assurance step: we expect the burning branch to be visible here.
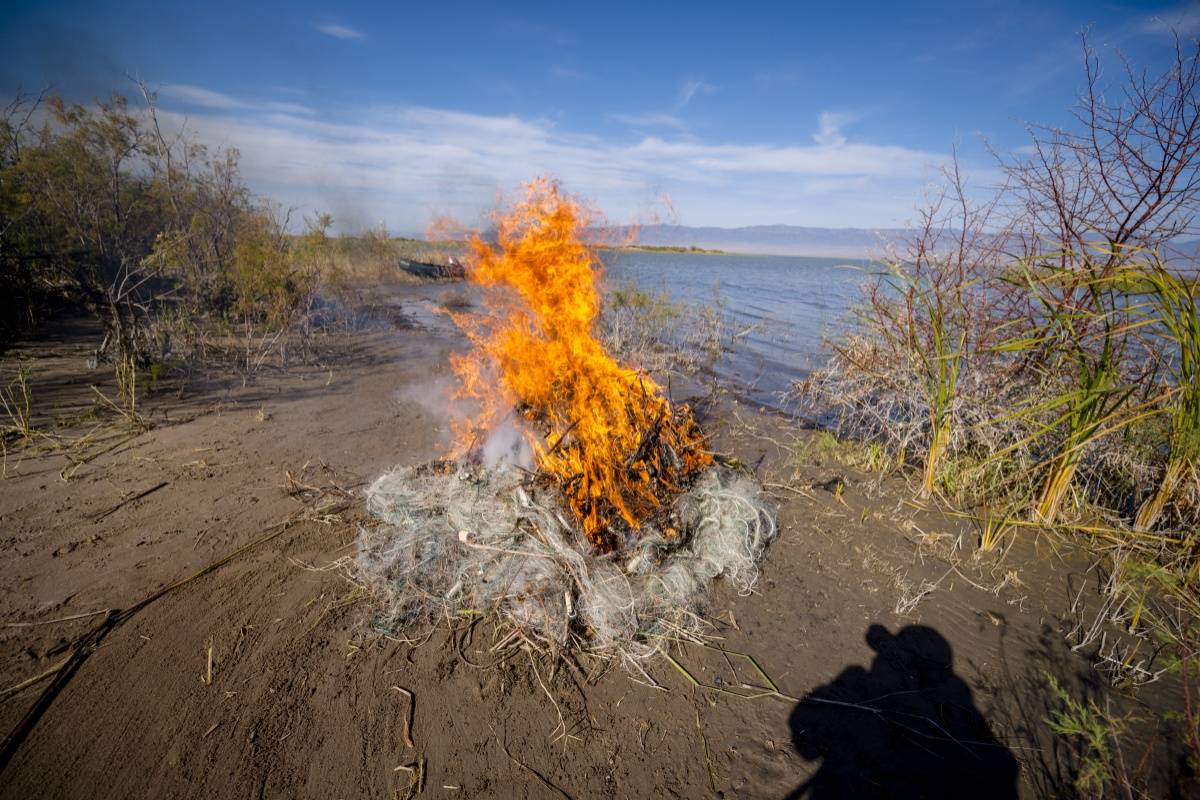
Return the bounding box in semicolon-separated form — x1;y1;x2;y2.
449;178;712;551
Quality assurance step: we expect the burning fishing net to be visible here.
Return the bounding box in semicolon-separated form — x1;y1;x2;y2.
355;179;777;659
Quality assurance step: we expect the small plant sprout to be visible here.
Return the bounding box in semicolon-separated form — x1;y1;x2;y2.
1045;674;1136;796
977;506;1012;553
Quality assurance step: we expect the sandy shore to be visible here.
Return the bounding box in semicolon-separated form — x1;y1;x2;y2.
0;289;1180;798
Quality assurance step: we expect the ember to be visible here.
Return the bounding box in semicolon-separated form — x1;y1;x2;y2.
448;178;712;551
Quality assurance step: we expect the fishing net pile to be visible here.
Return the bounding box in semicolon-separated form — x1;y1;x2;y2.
357;460;775;662
353;178;777;663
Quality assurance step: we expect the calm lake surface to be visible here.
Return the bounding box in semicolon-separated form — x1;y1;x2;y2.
601;250;872;411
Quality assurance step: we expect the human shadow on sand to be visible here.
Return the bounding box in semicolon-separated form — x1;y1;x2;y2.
788;624;1019;799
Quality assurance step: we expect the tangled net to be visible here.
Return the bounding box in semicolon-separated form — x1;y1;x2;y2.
355;461;776;666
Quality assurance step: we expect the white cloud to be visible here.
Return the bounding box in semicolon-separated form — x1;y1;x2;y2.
159;83;244;110
149;86;950;231
609;112;687;130
156;86;316;116
611;78;719;133
314;23;364;40
812;111;859;147
626;135;937;179
263;101;315;116
676;78;717;109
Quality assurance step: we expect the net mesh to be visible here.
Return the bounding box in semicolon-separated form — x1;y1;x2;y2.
355;462;777;664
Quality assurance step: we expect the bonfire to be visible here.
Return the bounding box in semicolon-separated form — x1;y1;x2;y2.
356;179;776;663
448;178;713;551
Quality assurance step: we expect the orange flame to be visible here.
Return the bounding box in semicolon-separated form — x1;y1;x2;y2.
449;178;711;551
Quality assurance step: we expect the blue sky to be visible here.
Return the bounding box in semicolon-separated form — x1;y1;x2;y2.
1;0;1195;233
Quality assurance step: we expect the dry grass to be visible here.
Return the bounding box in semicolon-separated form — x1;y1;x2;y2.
0;361;33;444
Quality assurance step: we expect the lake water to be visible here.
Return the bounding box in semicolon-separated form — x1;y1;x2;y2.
601;250;872;411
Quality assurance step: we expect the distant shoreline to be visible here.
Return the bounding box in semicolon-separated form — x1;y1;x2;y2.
598;244;727;255
598;244;879;263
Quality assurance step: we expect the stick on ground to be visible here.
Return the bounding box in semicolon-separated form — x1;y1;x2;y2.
392;686;415;749
91;481;170;522
500;739;572;800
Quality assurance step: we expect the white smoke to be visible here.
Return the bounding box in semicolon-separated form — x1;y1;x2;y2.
398;373;535;469
479;413;535;469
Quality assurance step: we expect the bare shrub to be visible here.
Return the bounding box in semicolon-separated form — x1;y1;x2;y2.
798;157;1036;507
600;282;683;373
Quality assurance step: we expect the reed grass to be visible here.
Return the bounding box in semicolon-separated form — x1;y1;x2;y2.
1004;255;1140;523
1132;259;1200;531
867;261;972;497
918;278;966;496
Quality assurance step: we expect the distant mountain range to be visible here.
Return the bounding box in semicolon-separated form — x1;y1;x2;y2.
615;224;911;258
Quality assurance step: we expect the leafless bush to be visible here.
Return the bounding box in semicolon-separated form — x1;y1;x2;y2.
797;156;1044;506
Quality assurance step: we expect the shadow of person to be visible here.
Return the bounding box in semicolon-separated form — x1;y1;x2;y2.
788;624;1018;799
